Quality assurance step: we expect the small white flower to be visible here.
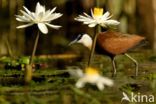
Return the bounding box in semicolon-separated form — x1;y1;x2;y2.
75;8;120;28
72;67;114;91
68;68;84;78
16;2;62;34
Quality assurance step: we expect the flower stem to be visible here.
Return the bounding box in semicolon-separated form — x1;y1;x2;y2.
88;25;101;66
29;31;40;65
5;37;13;58
87;0;101;67
24;31;40;84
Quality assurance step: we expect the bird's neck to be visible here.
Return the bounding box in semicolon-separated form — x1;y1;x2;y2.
82;40;92;50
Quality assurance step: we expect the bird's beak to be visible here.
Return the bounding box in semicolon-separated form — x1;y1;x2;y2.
68;39;78;46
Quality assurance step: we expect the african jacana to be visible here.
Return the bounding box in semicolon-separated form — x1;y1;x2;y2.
69;31;146;77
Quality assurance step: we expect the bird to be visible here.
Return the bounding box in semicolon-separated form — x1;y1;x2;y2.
69;30;146;77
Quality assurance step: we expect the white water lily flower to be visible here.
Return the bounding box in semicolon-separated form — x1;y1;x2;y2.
16;2;62;34
73;67;114;91
75;8;120;28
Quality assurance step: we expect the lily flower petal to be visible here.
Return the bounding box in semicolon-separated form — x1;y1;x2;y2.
102;11;111;20
20;10;34;21
83;12;92;18
45;23;61;29
35;2;45;15
76;78;86;88
16;23;34;29
104;20;120;26
97;82;104;91
42;7;57;20
16;15;30;22
88;23;97;27
45;13;63;21
49;7;57;14
37;23;48;34
91;9;94;18
23;6;31;15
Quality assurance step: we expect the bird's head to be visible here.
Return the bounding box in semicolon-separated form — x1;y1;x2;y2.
69;34;93;50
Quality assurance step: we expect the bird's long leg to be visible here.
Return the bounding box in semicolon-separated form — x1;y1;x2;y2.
124;53;138;77
111;57;117;77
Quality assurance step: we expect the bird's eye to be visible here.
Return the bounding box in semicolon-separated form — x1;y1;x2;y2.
77;34;83;40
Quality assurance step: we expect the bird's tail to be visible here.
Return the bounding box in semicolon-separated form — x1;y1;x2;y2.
128;39;148;51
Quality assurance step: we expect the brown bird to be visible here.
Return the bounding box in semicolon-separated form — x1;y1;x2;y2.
69;31;146;77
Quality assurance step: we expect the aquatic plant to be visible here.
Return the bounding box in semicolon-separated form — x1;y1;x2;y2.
69;67;114;90
16;2;62;34
16;2;62;83
75;8;119;28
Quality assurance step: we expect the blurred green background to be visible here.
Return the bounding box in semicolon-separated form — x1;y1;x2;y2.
0;0;156;57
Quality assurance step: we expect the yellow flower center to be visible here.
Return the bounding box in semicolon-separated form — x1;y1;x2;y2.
93;8;103;17
85;67;99;75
